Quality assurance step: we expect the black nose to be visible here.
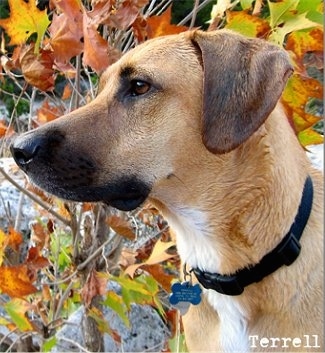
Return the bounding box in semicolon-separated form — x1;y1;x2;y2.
10;131;64;171
11;137;40;168
10;134;43;169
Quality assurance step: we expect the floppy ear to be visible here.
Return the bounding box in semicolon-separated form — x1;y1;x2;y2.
191;30;293;154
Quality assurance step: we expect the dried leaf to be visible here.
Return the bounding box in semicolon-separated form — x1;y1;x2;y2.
61;82;73;100
81;269;108;307
125;239;176;277
107;215;136;240
49;0;84;63
36;100;61;125
0;265;37;297
26;246;49;273
7;227;23;252
82;13;111;73
0;0;50;52
19;44;55;91
146;6;188;39
143;264;175;292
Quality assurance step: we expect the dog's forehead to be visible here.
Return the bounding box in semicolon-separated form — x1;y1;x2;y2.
101;33;195;80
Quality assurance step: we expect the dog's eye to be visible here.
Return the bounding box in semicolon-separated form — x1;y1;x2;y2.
130;80;151;96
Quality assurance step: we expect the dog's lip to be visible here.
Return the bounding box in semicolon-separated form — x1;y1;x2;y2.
107;194;147;211
27;174;151;212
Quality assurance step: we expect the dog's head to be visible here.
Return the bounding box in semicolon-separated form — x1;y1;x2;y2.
11;30;293;211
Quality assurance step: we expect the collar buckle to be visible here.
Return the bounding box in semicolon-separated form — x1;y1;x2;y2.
277;232;301;266
192;269;244;296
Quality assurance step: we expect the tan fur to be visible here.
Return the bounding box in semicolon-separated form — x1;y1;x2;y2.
11;30;323;352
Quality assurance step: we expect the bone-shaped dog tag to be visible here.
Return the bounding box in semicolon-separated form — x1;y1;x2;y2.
169;281;202;315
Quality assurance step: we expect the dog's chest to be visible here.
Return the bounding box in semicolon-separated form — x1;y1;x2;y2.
166;207;222;271
207;290;250;352
167;208;250;352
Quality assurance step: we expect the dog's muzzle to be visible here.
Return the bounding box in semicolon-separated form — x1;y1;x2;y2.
10;130;151;211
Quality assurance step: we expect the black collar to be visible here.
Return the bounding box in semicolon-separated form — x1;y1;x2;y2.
193;176;314;296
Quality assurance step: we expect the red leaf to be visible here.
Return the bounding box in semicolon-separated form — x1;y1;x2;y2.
81;270;108;307
19;44;55;91
49;0;83;63
106;215;136;240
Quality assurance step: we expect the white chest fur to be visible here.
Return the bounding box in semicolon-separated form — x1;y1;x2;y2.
166;206;250;352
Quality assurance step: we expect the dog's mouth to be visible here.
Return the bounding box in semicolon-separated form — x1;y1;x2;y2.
28;172;151;212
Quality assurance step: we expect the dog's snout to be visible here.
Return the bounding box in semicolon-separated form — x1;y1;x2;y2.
10;131;64;170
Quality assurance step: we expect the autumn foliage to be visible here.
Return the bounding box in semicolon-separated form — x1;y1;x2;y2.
0;0;323;351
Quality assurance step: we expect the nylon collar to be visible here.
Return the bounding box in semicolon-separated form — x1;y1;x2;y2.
193;176;314;296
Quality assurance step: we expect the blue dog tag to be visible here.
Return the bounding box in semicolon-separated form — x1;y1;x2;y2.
169;281;202;306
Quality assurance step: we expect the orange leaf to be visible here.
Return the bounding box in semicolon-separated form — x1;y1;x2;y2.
82;13;111;73
81;269;108;307
7;227;23;252
0;229;9;266
0;121;7;137
61;82;73;100
26;246;49;273
286;28;323;61
0;265;37;297
132;16;148;42
107;215;136;240
49;0;84;63
36;100;61;125
19;45;55;91
146;6;188;39
143;264;175;292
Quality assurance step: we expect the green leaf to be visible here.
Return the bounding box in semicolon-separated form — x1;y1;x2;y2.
298;128;324;146
4;298;33;332
42;337;57;352
240;0;254;10
225;11;270;38
296;0;322;14
102;291;130;327
269;13;320;45
268;0;299;28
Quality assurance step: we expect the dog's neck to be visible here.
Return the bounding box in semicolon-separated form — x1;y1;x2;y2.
150;105;311;277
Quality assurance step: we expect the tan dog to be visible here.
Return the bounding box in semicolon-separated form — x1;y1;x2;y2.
11;30;323;352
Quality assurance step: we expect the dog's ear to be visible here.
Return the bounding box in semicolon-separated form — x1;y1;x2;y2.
191;30;293;154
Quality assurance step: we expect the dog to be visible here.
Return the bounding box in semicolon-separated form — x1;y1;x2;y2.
11;29;323;352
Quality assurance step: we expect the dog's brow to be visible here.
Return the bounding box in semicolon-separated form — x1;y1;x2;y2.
120;66;135;78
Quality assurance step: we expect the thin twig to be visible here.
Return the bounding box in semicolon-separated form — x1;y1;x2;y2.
43;236;112;286
53;280;75;321
189;0;200;29
178;0;215;26
14;191;24;231
0;166;70;226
